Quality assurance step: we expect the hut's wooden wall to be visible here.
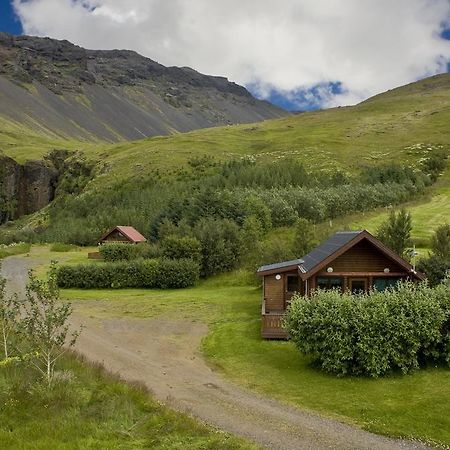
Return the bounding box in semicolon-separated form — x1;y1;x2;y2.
102;229;131;243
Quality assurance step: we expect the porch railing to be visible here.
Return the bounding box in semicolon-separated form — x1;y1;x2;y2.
261;298;288;339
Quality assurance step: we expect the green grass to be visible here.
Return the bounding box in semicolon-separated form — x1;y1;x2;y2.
0;351;254;449
44;246;450;447
0;242;31;259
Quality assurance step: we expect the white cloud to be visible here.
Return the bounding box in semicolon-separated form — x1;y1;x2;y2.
13;0;450;107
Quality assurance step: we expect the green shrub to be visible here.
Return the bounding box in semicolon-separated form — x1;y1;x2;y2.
99;243;139;262
285;282;450;377
157;258;200;288
56;258;199;289
161;235;202;262
417;255;450;287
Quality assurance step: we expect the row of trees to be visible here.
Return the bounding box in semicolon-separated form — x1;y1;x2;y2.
0;264;80;387
5;156;440;247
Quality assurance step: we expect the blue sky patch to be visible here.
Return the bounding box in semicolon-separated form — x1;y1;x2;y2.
0;1;22;35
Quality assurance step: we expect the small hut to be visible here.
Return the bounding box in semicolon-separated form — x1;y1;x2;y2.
98;226;147;245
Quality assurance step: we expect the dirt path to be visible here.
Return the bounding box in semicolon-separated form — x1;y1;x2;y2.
2;255;430;450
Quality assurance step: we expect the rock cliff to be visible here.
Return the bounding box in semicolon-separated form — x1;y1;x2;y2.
0;156;57;222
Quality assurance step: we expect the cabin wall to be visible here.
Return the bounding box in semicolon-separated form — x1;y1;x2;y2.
329;241;404;272
263;270;301;312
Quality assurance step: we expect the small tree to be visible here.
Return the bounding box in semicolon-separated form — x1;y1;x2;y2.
0;273;20;359
21;262;81;387
431;224;450;260
417;255;450;287
240;215;263;256
292;218;316;257
377;208;412;256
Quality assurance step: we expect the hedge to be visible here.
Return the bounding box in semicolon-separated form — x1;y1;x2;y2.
56;258;199;289
284;281;450;377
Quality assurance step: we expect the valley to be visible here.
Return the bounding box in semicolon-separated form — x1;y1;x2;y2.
0;32;449;450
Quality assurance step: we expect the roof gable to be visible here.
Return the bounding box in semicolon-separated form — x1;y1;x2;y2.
299;230;424;280
99;226;147;243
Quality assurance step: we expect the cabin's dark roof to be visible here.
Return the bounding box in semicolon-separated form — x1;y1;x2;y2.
299;231;362;272
257;258;304;273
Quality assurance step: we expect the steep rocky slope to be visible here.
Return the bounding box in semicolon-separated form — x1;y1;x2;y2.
0;155;57;222
0;33;287;141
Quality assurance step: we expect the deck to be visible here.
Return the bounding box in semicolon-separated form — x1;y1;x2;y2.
261;299;288;339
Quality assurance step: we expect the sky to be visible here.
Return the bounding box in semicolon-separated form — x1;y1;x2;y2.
1;0;450;111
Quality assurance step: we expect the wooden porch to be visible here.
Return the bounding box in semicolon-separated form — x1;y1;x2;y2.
261;298;288;339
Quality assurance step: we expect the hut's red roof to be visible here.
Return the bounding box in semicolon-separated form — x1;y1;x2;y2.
100;226;147;243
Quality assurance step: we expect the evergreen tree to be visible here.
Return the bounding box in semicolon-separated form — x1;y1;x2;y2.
376;208;412;256
430;224;450;260
292;218;316;257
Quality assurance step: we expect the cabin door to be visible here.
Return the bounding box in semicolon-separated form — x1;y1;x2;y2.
349;278;368;294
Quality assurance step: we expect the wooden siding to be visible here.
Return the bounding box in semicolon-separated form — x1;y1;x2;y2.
329;240;404;273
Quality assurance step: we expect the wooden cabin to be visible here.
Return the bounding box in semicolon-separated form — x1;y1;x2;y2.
98;226;147;245
257;230;425;339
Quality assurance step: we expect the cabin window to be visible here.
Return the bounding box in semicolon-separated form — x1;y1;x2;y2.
287;275;299;292
373;277;401;291
316;277;343;291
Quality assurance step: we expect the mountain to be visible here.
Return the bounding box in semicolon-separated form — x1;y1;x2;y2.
0;33;287;142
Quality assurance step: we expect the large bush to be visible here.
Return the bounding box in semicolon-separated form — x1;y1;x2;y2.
99;243;139;261
57;258;199;289
99;243;159;262
285;282;450;377
161;235;202;262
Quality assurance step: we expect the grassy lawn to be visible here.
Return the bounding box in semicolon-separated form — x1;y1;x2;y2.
0;350;254;450
45;246;450;447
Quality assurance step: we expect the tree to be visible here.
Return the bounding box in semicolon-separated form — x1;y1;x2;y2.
292;218;316;257
0;273;20;359
417;255;450;287
21;263;81;387
194;218;242;277
376;209;412;256
431;224;450;260
240;215;264;267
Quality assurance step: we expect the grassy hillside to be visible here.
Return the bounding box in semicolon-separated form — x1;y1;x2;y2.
72;72;450;186
2;73;449;173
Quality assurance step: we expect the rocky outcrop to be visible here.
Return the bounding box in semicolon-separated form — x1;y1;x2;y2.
0;33;288;141
0;155;57;222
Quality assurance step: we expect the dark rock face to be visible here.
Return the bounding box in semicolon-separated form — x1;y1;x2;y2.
0;33;288;141
0;32;249;96
0;156;57;222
